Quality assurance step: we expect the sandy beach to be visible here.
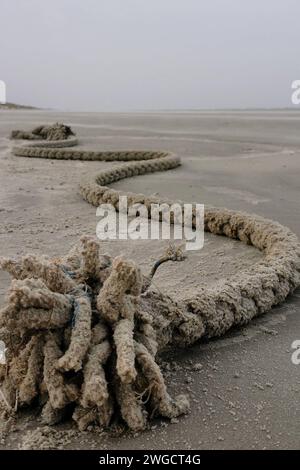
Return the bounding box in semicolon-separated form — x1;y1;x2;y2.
0;110;299;449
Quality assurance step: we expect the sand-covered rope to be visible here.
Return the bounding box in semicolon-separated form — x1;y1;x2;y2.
0;123;299;431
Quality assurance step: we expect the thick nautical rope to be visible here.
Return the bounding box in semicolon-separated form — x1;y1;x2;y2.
2;136;299;431
12;138;300;340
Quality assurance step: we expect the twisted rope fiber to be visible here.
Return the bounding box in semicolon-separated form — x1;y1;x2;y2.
1;129;298;431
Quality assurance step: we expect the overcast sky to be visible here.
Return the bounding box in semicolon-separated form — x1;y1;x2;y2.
1;0;299;111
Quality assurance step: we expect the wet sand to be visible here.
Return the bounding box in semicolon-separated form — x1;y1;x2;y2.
0;110;299;449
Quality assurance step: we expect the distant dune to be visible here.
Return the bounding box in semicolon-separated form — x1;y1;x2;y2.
0;102;38;110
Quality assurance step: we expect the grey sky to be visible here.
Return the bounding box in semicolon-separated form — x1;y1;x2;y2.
1;0;299;111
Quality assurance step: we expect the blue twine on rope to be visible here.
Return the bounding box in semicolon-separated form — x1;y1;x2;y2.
60;264;76;279
61;264;93;328
71;298;80;328
67;288;91;329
